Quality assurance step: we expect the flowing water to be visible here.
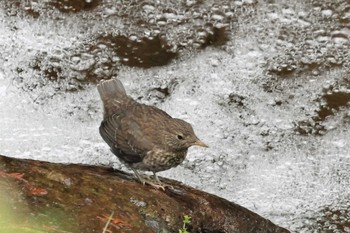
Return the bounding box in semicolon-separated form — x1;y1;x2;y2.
1;0;350;232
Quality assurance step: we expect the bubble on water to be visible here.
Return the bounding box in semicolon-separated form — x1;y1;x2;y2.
69;53;95;71
265;0;350;78
48;0;102;13
142;3;155;13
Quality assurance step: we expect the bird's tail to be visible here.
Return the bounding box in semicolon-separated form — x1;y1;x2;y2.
97;78;127;100
97;78;129;118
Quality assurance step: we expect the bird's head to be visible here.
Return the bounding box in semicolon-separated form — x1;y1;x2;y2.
164;118;208;151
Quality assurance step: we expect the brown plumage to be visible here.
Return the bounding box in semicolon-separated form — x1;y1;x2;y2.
97;78;207;189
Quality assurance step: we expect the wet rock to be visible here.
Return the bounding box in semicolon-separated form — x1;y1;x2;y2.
295;76;350;136
227;93;246;107
49;0;102;13
0;154;289;233
97;34;178;68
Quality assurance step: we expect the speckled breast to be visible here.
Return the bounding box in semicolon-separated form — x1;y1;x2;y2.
141;149;188;172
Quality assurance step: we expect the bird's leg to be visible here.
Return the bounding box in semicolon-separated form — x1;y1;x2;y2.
131;169;167;190
153;172;173;189
153;172;161;183
131;168;146;185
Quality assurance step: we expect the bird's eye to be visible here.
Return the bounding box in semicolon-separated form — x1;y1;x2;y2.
177;135;184;140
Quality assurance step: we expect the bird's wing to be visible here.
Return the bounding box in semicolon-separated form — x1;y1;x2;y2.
99;110;155;164
99;115;121;149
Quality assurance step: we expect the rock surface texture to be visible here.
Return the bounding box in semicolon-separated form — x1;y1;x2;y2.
0;155;289;233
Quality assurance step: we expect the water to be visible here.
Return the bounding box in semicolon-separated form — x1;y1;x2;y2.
1;0;350;231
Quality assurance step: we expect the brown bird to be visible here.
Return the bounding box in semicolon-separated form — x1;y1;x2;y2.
97;78;208;189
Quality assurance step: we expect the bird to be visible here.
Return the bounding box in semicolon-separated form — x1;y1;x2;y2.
97;78;208;189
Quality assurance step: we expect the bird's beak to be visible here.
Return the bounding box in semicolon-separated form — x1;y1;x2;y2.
192;140;209;148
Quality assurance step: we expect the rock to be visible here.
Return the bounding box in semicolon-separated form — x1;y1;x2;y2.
0;155;289;233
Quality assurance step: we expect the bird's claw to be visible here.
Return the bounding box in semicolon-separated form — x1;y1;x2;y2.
132;170;173;190
147;181;166;190
137;175;172;190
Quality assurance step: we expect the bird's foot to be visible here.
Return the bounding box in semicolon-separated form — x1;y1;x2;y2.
131;169;172;190
142;175;174;190
144;179;167;190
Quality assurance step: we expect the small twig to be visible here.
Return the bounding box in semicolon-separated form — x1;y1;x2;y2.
102;211;114;233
